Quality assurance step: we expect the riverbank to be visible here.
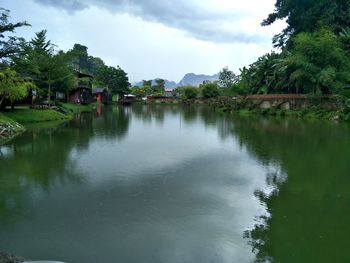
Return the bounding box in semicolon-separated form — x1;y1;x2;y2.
218;107;350;122
143;94;350;122
210;95;350;122
0;103;97;143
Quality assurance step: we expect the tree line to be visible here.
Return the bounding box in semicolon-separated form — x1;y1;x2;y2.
0;7;130;109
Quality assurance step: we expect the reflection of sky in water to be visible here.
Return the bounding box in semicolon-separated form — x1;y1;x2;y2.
0;106;280;263
0;145;13;158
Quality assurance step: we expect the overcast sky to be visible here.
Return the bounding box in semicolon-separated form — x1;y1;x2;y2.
3;0;285;82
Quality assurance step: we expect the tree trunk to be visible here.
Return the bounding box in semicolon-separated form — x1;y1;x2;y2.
48;81;51;103
0;96;4;110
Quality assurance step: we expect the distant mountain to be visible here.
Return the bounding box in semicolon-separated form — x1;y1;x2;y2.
132;79;178;88
178;73;219;87
133;72;219;88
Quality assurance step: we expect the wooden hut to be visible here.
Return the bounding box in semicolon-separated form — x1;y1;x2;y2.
68;71;94;104
164;88;174;97
92;87;108;104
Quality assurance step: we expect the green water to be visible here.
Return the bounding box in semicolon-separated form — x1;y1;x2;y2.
0;105;350;263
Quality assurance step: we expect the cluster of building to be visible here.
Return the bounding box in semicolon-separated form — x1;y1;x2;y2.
56;71;110;105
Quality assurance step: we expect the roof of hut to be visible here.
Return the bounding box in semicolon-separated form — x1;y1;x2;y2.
92;87;107;94
74;70;94;79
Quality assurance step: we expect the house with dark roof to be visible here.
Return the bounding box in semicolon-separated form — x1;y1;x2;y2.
68;71;94;104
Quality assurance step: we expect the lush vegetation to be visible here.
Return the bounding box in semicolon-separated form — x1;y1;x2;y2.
131;79;166;97
229;1;350;96
0;68;35;107
0;7;130;110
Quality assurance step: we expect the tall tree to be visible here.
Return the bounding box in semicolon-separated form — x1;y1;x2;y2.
155;78;165;88
67;44;105;75
68;43;89;72
284;28;350;94
0;8;29;61
95;65;130;96
142;80;152;87
263;0;350;47
12;30;74;101
0;68;35;108
218;67;239;89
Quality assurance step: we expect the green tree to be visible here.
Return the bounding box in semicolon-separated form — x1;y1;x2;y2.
181;86;199;99
284;28;350;94
219;67;238;89
155;78;165;88
95;65;130;96
49;51;75;96
0;68;35;108
88;56;105;75
201;82;220;98
151;78;165;94
68;43;89;72
263;0;350;47
0;8;29;61
142;80;152;87
131;86;145;97
12;30;74;101
236;52;285;94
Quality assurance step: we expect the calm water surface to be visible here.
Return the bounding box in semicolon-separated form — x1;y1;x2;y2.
1;105;350;263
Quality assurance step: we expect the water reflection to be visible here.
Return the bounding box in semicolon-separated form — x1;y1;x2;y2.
233;117;350;262
93;105;131;140
0;121;85;224
1;105;349;262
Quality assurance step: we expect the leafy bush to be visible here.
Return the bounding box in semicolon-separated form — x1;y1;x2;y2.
201;82;219;98
341;89;350;98
182;86;199;99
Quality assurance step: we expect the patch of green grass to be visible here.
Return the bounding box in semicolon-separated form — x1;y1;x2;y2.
3;108;71;124
237;109;253;115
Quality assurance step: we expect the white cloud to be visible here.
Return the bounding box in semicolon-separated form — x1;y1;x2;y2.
4;0;285;82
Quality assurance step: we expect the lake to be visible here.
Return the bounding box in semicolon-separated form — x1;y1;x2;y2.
1;105;350;263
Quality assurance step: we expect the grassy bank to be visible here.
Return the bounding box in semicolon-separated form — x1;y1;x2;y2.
3;108;71;124
61;102;97;114
1;103;97;125
0;103;97;144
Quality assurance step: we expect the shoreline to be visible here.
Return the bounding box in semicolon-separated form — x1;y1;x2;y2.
0;103;97;144
140;95;350;123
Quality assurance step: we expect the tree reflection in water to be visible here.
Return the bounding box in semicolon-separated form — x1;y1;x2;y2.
229;117;350;263
0;106;132;225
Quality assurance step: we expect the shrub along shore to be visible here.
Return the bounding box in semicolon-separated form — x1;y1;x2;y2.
0;103;96;143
